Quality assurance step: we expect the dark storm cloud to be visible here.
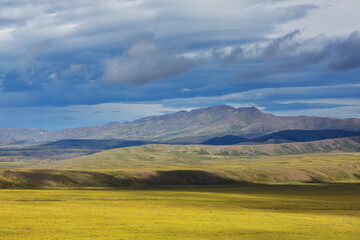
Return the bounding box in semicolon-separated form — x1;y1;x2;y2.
263;30;300;60
329;31;360;71
276;31;360;71
235;31;360;80
213;29;301;66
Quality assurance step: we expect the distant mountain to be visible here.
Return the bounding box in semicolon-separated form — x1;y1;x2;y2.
202;129;360;145
0;139;159;162
0;128;48;145
2;105;360;145
42;139;157;149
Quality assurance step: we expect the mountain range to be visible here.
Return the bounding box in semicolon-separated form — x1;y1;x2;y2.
1;105;360;145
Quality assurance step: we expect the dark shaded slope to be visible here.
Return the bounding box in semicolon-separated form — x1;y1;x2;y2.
1;164;360;188
0;139;159;162
202;130;360;145
202;135;250;145
254;129;360;143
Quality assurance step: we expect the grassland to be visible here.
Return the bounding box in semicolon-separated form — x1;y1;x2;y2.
1;140;359;239
1;152;359;188
1;184;359;240
0;146;96;168
1;137;359;169
1;144;360;188
40;140;360;169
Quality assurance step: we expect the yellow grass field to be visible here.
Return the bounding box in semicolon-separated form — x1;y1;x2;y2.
1;184;359;240
1;149;359;239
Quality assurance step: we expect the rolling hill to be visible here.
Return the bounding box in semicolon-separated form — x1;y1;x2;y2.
2;105;360;145
0;139;161;168
43;137;360;170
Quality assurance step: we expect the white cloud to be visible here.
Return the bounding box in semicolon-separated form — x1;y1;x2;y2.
0;0;318;54
48;73;57;79
278;98;360;106
180;88;191;92
277;0;360;38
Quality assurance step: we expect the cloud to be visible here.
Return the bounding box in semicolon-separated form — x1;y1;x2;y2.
62;64;83;76
21;39;53;69
158;84;360;109
233;30;360;79
204;29;302;66
329;31;360;71
1;0;360;129
0;0;320;90
101;32;193;85
180;88;190;92
274;31;360;72
263;30;300;60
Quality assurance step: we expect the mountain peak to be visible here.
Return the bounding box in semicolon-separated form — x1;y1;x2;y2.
190;105;235;112
236;106;261;112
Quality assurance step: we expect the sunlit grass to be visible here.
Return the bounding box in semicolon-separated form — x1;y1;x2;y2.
0;184;359;239
44;145;360;171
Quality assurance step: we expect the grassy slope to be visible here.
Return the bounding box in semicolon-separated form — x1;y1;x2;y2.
44;137;360;170
1;136;359;169
1;185;359;240
1;151;360;188
0;137;358;188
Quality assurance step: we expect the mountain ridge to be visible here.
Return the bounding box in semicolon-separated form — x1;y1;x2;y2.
1;105;360;145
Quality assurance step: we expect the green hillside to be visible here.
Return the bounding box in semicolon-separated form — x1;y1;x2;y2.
1;137;359;188
1;153;360;188
44;137;360;170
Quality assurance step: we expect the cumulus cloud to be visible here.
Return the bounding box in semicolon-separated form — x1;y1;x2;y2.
101;32;193;85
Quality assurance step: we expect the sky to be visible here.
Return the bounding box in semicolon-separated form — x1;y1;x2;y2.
0;0;360;130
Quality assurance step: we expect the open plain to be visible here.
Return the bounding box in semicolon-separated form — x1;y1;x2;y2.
1;184;359;240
